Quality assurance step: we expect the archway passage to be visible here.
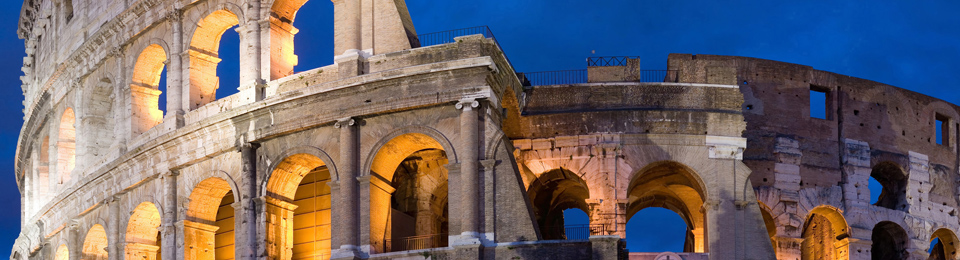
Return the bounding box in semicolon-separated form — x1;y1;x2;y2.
626;207;687;252
929;228;959;260
82;224;108;260
526;168;591;240
183;177;235;260
289;0;333;73
55;244;68;260
871;162;908;211
872;221;908;260
264;154;332;260
369;133;450;253
626;161;706;253
57;108;76;184
759;201;777;249
269;0;309;79
130;44;167;135
188;9;239;110
126;202;162;260
801;207;850;260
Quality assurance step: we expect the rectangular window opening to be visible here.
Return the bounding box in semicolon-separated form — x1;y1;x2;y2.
935;114;949;146
809;85;830;120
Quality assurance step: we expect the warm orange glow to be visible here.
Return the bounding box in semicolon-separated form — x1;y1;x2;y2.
801;206;850;260
265;154;331;260
931;228;959;260
187;9;239;110
184;177;234;260
626;161;707;253
215;192;235;260
82;224;108;260
57;108;76;183
126;202;162;260
55;244;69;260
130;44;167;134
268;0;307;79
292;167;332;260
527;168;591;239
370;133;444;181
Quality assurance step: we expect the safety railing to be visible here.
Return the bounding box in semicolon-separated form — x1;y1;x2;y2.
543;224;610;240
587;56;641;67
417;26;496;47
382;233;448;253
518;69;678;86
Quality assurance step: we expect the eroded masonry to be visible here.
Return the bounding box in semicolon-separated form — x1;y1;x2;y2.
10;0;960;260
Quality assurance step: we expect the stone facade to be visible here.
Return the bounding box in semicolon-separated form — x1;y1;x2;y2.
10;1;960;260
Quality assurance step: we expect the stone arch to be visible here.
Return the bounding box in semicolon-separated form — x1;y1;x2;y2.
34;135;50;210
183;177;237;260
526;168;591;240
367;132;452;253
626;161;707;253
362;125;459;180
125;201;162;260
56;107;76;184
185;4;243;110
930;228;959;260
262;145;339;197
267;0;309;79
262;152;334;260
871;221;909;260
81;224;108;260
55;243;68;260
871;161;908;211
757;201;777;249
800;206;850;260
129;43;168;136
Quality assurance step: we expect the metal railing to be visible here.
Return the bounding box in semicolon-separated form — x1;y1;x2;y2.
417;26;496;47
518;69;679;86
587;56;641;67
382;233;448;252
543;224;609;240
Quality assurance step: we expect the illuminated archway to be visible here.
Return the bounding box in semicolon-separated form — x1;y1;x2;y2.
268;0;309;79
871;221;908;260
57;108;75;184
930;228;959;260
264;153;333;260
626;161;707;253
369;133;450;253
801;206;850;260
186;9;240;110
82;224;108;260
55;243;68;260
758;201;777;249
130;44;167;135
125;202;162;260
183;177;236;260
526;168;591;240
871;162;908;211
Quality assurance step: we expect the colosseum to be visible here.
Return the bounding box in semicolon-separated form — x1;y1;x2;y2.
9;0;960;260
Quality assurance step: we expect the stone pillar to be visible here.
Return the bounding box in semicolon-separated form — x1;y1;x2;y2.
236;143;259;260
841;139;872;208
107;195;121;260
165;10;185;128
332;118;361;260
237;0;264;104
262;196;297;260
906;151;931;214
68;222;79;260
160;172;178;260
331;0;361;56
452;98;483;256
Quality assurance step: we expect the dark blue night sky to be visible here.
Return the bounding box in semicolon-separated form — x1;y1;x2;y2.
1;0;958;256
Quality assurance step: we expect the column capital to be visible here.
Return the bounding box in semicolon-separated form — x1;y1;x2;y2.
456;98;480;110
161;171;179;178
334;117;357;128
240;142;260;150
166;9;183;23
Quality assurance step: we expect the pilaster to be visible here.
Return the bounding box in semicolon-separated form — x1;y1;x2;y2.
332;117;361;260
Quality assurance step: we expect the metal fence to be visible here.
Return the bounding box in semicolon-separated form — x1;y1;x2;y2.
518;69;678;86
543;224;610;240
587;56;641;67
382;233;448;253
417;26;496;47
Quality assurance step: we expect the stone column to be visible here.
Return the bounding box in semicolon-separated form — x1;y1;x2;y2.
332;118;361;259
236;143;259;260
454;98;482;244
237;0;264;104
68;222;79;260
165;10;185;128
331;0;361;56
107;195;122;260
160;172;178;260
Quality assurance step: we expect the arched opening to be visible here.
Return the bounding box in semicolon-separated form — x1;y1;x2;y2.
526;168;591;240
56;108;76;184
289;0;333;72
800;206;850;260
626;161;706;253
930;228;959;260
759;201;777;249
268;0;309;79
871;221;908;260
82;224;108;260
264;154;333;260
35;136;50;209
871;162;908;211
126;202;162;260
369;133;450;253
183;177;236;260
83;78;117;159
55;244;68;260
130;44;167;135
187;9;240;110
626;207;687;252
